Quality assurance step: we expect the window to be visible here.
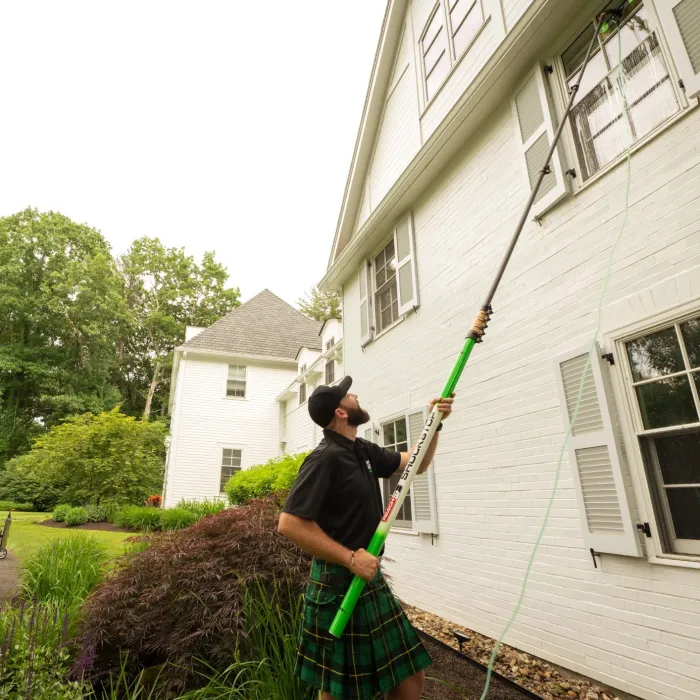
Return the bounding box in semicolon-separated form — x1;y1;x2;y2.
299;364;307;405
325;360;335;385
562;3;681;181
226;365;247;398
624;315;700;556
421;1;485;102
326;337;335;351
220;448;242;492
374;240;399;334
381;417;412;527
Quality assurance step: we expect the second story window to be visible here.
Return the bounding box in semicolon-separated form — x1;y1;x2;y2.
562;3;681;181
299;364;307;405
325;360;335;385
374;240;399;334
421;5;450;101
226;365;246;398
326;337;335;351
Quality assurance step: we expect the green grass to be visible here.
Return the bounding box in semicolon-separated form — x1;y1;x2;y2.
1;511;133;562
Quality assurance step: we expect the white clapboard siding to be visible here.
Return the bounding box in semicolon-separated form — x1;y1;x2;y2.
407;408;439;534
512;64;568;217
554;345;642;557
394;215;420;315
653;0;700;99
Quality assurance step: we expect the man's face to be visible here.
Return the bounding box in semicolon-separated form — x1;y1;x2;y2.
339;392;370;427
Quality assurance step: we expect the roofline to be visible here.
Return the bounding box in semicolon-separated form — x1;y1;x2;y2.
327;0;407;269
320;0;565;290
175;346;300;366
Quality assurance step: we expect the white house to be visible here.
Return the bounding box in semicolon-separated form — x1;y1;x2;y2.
277;317;345;455
319;1;700;699
162;289;324;506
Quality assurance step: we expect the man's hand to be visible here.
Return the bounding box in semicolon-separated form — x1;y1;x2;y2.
350;548;379;582
429;393;455;419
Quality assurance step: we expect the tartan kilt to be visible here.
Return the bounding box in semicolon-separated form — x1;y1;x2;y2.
296;558;431;700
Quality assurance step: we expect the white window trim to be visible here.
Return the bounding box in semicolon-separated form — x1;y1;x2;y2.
606;299;700;566
224;364;248;401
219;446;243;494
550;0;694;199
418;1;493;114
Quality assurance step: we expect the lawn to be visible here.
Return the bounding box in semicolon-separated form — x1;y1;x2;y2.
1;510;133;562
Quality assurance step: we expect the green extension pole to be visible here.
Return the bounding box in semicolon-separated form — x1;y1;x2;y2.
329;7;607;640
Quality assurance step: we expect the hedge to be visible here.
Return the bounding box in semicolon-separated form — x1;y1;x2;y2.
224;452;309;505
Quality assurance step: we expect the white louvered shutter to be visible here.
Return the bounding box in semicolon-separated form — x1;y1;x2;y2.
512;65;568;218
358;260;373;347
407;408;438;535
553;345;641;557
394;215;419;316
653;0;700;99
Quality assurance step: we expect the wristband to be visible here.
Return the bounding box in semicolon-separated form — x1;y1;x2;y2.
349;550;355;570
436;423;443;432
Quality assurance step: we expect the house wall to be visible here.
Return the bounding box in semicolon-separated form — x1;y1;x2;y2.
342;99;700;700
164;355;297;506
284;402;319;455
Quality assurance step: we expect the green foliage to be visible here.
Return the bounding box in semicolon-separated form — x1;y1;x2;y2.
297;285;342;322
225;452;309;505
52;504;72;522
0;500;34;511
64;507;89;526
0;599;87;699
0;208;126;463
20;535;108;606
0;448;68;512
158;507;197;531
114;505;162;532
4;409;166;507
118;237;240;419
84;504;108;523
176;498;226;518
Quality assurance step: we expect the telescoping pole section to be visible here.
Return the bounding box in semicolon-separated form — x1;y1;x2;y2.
329;10;608;639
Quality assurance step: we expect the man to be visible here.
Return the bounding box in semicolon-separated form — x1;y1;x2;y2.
278;375;454;700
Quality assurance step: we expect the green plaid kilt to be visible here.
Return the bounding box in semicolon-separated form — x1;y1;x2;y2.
296;558;431;699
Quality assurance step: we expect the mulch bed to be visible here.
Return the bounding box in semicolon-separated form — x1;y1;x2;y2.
421;632;536;700
36;520;134;533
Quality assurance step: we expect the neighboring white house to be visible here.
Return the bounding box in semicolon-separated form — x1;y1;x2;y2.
276;318;345;456
319;2;700;699
162;289;323;506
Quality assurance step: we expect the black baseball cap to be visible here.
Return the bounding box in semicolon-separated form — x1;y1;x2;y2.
308;376;353;428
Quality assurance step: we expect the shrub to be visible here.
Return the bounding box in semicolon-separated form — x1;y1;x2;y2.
20;535;108;605
64;506;89;526
225;452;309;505
52;504;72;522
100;500;121;523
176;498;226;518
114;505;162;532
0;500;34;512
146;494;162;507
158;507;197;531
0;457;67;511
84;504;108;523
75;495;311;692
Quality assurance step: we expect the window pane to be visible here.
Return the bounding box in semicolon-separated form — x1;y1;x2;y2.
665;488;700;540
652;433;700;484
635;376;698;429
562;21;598;77
682;318;700;368
627;326;684;382
602;8;650;65
396;419;407;444
426;53;450;100
424;26;446;74
383;422;396;446
423;8;443;50
387;473;412;522
452;1;483;57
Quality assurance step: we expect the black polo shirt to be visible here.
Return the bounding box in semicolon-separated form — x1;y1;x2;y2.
283;429;401;551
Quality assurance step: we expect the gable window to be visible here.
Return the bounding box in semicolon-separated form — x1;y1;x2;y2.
220;448;242;492
421;1;485;102
299;365;307;405
325;359;335;385
380;417;412;527
326;337;335;351
374;240;400;334
561;3;681;182
226;365;247;398
624;315;700;556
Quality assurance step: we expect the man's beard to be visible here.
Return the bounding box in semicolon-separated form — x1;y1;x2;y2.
346;405;370;427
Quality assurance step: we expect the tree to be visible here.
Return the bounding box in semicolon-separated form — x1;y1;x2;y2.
1;408;167;506
0;208;126;464
297;286;341;322
118;238;240;419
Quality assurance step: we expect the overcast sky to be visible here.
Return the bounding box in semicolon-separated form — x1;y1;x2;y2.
0;1;385;305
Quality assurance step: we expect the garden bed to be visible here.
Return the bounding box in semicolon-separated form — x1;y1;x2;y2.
36;519;133;533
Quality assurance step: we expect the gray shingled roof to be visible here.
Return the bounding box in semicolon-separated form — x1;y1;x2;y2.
183;289;322;359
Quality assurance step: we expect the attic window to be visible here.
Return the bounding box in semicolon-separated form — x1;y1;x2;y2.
421;5;450;101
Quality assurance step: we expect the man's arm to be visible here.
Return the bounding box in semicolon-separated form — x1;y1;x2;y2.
277;513;379;582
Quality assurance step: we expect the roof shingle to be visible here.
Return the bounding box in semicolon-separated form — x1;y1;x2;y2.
182;289;322;360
